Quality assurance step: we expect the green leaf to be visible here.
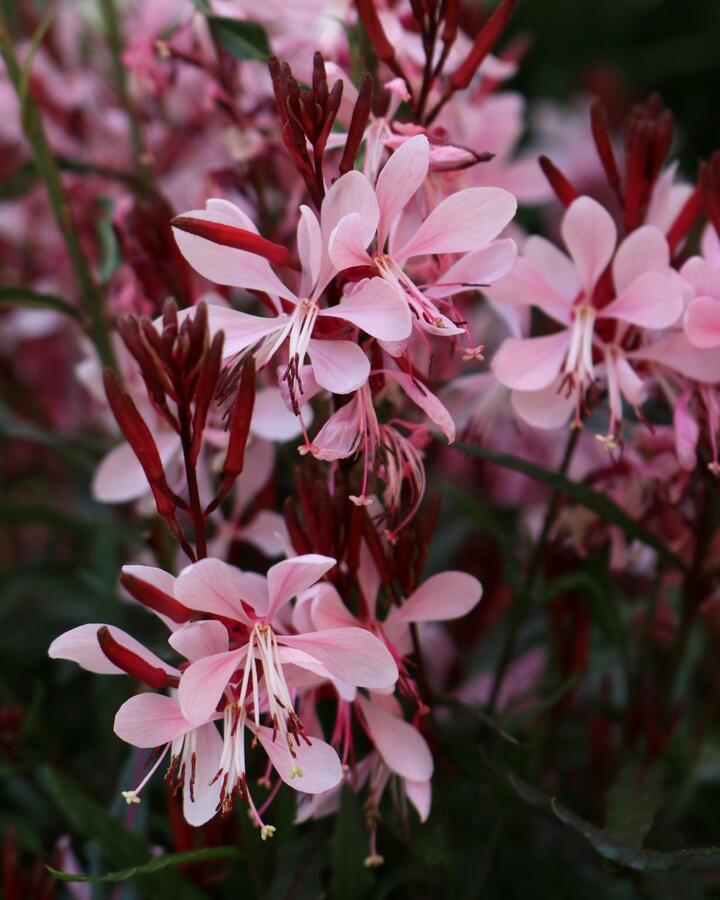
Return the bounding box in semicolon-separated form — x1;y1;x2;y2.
0;285;81;320
207;16;270;62
452;442;686;571
330;788;374;900
605;761;665;849
48;847;243;883
40;767;212;900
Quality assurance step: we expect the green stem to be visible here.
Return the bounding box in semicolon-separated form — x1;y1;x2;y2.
487;427;580;713
98;0;152;194
0;13;116;369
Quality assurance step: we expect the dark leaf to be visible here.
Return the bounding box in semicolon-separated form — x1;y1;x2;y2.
207;16;270;62
0;285;81;320
48;847;243;883
330;788;374;900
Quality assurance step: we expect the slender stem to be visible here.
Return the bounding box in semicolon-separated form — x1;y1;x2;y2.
487;427;580;712
98;0;151;194
414;7;439;122
0;13;116;369
178;405;208;560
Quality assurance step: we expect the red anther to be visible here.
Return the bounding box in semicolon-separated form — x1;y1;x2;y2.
339;74;374;177
120;570;194;624
590;98;622;202
97;626;176;689
448;0;517;92
538;155;579;208
171;217;290;268
666;183;702;254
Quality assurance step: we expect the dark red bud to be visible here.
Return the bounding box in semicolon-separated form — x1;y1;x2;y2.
171;217;290;268
538;155;579;208
449;0;517;92
120;571;194;624
339;74;374;177
590;98;622;201
191;330;224;464
97;626;175;689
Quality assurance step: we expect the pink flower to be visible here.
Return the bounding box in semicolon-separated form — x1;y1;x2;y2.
683;225;720;348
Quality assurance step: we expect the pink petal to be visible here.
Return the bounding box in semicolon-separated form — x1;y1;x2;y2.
629;333;720;382
311;393;362;462
320;171;379;290
328;213;374;271
357;696;433;781
178;648;246;725
252;386;308;442
387;571;483;624
395;187;516;259
206;306;287;358
184;722;224;826
427;239;517;299
297;204;322;295
600;272;682;328
615;355;645;407
702;223;720;267
492;331;570;391
523;236;581;302
168;620;229;662
236;510;289;558
685;297;720;348
114;693;190;748
321;278;412;341
174;558;260;622
385;370;455;442
172;202;292;298
307;339;370;394
309;583;360;630
405;778;431;822
681;257;720;300
561;196;616;296
266;554;336;620
375;134;429;247
613;225;670;294
277;628;398;689
483;257;572;325
254;725;342;793
49;624;178;676
511;381;575;429
674;391;699;471
92;432;181;504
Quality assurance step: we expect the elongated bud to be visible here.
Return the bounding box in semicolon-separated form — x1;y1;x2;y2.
97;627;175;689
339;74;373;177
120;571;194;624
590;99;621;200
357;0;403;74
283;497;313;555
538;155;579;208
667;183;702;253
449;0;517;91
171;216;290;267
441;0;461;48
191;331;224;464
701;152;720;237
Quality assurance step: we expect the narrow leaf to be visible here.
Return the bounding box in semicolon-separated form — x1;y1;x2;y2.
0;285;81;320
48;847;243;883
207;16;270;62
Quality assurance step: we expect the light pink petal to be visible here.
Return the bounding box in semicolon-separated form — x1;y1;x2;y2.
321;278;412;341
685;297;720;348
311;393;362;462
405;778;432;822
178;647;246;725
511;382;575;429
681;257;720;300
328;213;374;271
613;225;670;294
309;583;360;630
615;356;645;407
427;239;517;299
629;333;720;382
172;204;292;298
206;306;287;358
254;725;342;793
184;722;224;826
114;693;190;748
49;624;178;676
387;571;483;624
236;510;289;558
297;204;322;296
601;272;682;328
385;369;455;442
396;187;517;259
251;386;308;442
168;620;229;662
174;558;259;622
492;331;570;391
266;554;336;620
701;223;720;267
375;134;429;247
561;196;616;296
483;257;573;325
307;339;370;394
320;171;379;290
92;432;181;504
121;564;176;597
357;696;433;781
523;236;581;302
277;628;398;689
